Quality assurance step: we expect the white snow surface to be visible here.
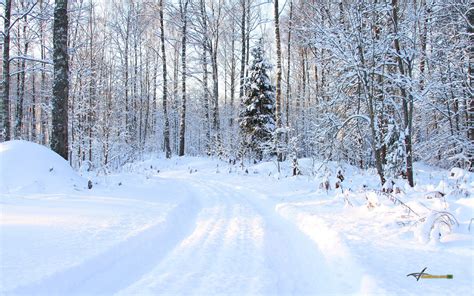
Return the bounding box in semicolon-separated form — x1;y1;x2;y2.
0;140;87;194
1;141;473;295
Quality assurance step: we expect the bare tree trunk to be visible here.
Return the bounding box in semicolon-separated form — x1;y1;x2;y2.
202;49;211;153
173;44;179;154
301;48;306;138
211;44;221;148
124;12;130;143
357;38;385;185
160;0;171;158
152;54;158;133
104;64;113;166
274;0;283;161
88;3;95;165
39;0;48;145
143;51;150;148
244;0;250;78
138;40;144;149
467;5;474;170
200;0;211;154
16;12;28;139
132;23;139;144
391;0;414;186
16;44;20;138
239;0;246;102
178;0;189;156
68;0;84;163
211;1;223;153
419;0;428;91
31;72;36;141
237;0;247;159
51;0;69;160
229;21;236;128
285;0;293;130
2;0;12;141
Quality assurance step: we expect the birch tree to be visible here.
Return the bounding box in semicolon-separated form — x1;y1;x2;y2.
160;0;172;158
178;0;189;156
273;0;283;161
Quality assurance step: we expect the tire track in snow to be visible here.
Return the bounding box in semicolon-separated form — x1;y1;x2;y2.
10;173;377;295
275;202;385;294
118;181;270;295
201;180;340;295
119;178;346;295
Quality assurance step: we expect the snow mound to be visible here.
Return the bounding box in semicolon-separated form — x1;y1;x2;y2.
0;140;86;193
449;167;469;180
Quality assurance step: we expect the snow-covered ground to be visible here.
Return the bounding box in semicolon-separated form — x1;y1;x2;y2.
1;141;473;295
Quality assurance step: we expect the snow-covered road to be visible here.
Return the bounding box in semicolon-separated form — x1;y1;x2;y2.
2;168;375;295
118;178;343;295
1;154;472;295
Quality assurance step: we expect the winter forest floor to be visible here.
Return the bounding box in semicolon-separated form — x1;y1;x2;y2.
0;141;473;295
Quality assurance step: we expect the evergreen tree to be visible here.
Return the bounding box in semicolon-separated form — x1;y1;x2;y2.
239;41;276;160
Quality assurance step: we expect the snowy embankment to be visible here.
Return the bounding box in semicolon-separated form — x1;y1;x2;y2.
0;140;86;194
0;141;198;294
1;140;473;295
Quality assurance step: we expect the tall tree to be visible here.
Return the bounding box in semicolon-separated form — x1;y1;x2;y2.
51;0;69;160
273;0;283;160
39;0;49;145
229;17;236;128
87;1;96;164
238;0;246;102
15;4;29;139
285;0;293;129
468;4;474;171
160;0;172;158
178;0;189;156
209;0;222;151
391;0;414;186
199;0;211;153
239;42;276;160
2;0;12;141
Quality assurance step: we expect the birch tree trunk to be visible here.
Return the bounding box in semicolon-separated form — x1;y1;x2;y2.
160;0;171;158
124;12;130;143
200;0;211;154
285;0;293;130
239;0;246;102
211;43;221;148
229;21;236;128
173;44;179;153
88;3;95;164
178;0;189;156
274;0;282;161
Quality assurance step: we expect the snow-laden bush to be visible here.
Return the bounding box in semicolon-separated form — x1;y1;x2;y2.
415;211;458;244
365;192;380;209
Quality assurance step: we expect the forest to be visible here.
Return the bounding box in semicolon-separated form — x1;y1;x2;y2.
1;1;474;294
1;0;473;185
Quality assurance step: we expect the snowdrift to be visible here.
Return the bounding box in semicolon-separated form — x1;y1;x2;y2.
0;140;86;193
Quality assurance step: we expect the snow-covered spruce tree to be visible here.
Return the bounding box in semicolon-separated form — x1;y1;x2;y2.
239;41;276;161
